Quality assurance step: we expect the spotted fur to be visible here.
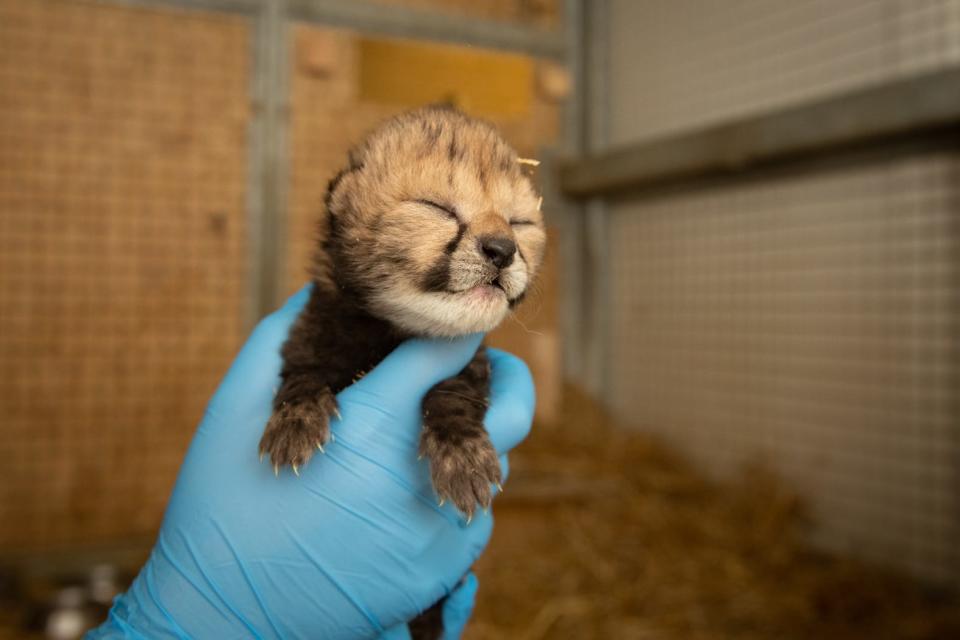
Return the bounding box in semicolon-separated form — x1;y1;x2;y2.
259;106;546;640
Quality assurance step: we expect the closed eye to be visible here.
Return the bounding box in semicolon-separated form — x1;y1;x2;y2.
415;199;458;220
510;219;536;226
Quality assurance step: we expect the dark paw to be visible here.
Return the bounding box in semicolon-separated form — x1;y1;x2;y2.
419;422;501;519
408;597;445;640
259;390;338;474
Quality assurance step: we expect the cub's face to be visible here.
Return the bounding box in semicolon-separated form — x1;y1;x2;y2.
325;108;547;337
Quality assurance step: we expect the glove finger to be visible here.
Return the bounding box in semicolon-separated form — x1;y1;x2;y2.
441;572;479;640
336;335;486;457
347;334;485;405
377;624;413;640
206;285;311;418
483;348;535;455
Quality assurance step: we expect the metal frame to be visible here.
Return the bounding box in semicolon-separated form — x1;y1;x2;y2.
287;0;565;59
96;0;565;58
580;0;610;400
559;66;960;199
98;0;259;14
551;0;586;384
247;0;291;327
96;0;569;327
546;0;609;394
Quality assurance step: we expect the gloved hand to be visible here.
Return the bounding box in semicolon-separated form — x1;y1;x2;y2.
378;573;479;640
86;286;534;639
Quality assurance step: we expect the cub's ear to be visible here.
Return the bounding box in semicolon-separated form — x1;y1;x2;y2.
324;168;349;216
323;164;363;216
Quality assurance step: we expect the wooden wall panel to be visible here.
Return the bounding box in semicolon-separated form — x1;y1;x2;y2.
0;0;249;549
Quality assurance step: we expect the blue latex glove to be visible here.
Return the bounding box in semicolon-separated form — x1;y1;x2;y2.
87;286;534;639
378;573;479;640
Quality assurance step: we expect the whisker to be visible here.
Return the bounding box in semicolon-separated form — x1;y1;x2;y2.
508;312;545;337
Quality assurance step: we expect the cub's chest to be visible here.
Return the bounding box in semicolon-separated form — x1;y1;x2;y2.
308;315;405;394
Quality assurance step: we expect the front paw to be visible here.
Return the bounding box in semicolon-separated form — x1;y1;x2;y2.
420;423;501;519
259;390;338;473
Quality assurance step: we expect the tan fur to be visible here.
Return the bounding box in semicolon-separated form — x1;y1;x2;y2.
471;211;513;239
323;106;547;337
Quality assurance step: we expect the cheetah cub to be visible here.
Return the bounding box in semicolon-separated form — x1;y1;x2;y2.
258;106;546;638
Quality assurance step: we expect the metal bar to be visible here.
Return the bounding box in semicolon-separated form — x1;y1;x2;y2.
581;0;610;401
246;0;291;324
92;0;259;15
560;66;960;199
555;0;586;383
286;0;565;59
562;0;586;155
244;3;268;326
553;0;611;394
98;0;565;59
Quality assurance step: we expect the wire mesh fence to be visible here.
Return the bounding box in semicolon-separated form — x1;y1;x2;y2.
605;0;960;583
0;0;563;554
0;0;250;549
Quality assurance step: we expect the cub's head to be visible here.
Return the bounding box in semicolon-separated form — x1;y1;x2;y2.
323;107;547;337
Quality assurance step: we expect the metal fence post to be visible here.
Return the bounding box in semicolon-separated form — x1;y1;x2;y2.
247;0;291;324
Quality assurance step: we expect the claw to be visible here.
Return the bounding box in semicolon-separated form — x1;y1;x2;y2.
273;464;279;477
465;514;473;525
333;408;342;420
496;482;504;493
317;442;325;453
259;452;265;463
292;464;299;477
438;498;445;507
329;433;335;443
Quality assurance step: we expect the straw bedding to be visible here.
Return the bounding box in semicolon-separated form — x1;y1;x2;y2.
467;386;960;640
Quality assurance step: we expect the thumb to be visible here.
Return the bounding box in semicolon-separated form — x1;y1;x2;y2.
206;285;311;418
441;572;479;639
377;624;413;640
344;334;484;406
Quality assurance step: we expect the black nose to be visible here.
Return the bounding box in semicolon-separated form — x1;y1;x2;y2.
480;235;517;269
